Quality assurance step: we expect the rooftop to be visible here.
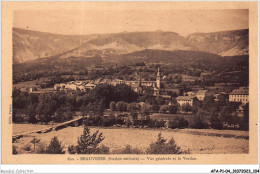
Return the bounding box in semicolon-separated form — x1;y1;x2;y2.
176;96;195;100
230;87;249;95
197;90;208;95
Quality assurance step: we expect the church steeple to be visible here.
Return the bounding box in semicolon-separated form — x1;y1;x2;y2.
157;67;160;77
156;67;161;89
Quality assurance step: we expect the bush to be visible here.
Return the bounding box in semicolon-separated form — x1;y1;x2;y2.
181;103;192;113
68;126;107;154
146;119;165;128
36;142;47;154
210;116;223;129
23;143;32;151
110;101;116;111
168;116;189;129
125;119;132;128
159;105;178;114
83;116;103;126
114;145;143;154
13;145;18;154
159;105;169;114
116;101;128;112
122;145;143;154
189;115;208;129
102;116;116;127
189;109;209;129
45;136;65;154
146;133;187;154
95;144;110;154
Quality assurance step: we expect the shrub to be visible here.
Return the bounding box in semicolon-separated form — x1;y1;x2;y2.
102;116;116;127
159;105;169;114
23;143;32;151
189;115;208;129
68;145;76;154
159;105;178;114
116;101;127;112
122;145;143;154
181;103;192;113
168;105;178;114
45;136;65;154
125;119;132;128
112;145;143;154
146;133;186;154
68;126;107;154
146;119;165;128
168;116;189;129
110;101;116;111
210;116;223;129
36;142;47;154
95;144;110;154
13;145;18;154
189;109;209;129
83;116;103;126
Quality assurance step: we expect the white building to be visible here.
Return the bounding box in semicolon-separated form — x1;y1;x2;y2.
176;96;195;106
229;87;249;104
196;90;208;101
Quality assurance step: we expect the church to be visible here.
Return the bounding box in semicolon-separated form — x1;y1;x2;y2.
124;68;161;96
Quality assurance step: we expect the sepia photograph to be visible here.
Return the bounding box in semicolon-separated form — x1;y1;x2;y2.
1;1;258;167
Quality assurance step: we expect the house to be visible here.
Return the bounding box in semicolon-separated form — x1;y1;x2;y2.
65;83;77;90
196;90;208;101
54;84;61;91
185;91;196;97
229;87;249;104
29;87;38;93
236;104;245;117
176;96;196;106
77;85;86;92
85;84;96;90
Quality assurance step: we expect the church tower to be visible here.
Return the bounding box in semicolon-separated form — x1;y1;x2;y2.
156;67;161;89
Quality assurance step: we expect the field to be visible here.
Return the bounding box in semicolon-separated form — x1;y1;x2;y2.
13;124;249;154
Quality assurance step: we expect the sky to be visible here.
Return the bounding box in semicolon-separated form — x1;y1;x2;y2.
13;9;248;36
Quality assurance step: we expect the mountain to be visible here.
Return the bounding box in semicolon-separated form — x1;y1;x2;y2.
13;28;248;63
186;29;248;56
13;28;97;63
57;31;197;59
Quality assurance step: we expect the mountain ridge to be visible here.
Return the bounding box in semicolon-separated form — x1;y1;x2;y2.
13;28;249;63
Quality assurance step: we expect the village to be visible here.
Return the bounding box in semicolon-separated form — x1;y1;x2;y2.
13;62;249;122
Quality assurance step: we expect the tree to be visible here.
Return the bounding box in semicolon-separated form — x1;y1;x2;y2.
130;109;138;120
140;104;151;118
109;101;116;111
35;94;57;123
168;116;188;129
168;104;178;114
13;145;18;154
45;136;65;154
86;100;105;117
203;95;215;112
243;103;249;123
53;105;74;123
146;133;185;154
68;126;107;154
116;101;127;112
159;105;169;114
189;109;209;129
181;103;192;113
27;104;37;123
121;145;143;154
